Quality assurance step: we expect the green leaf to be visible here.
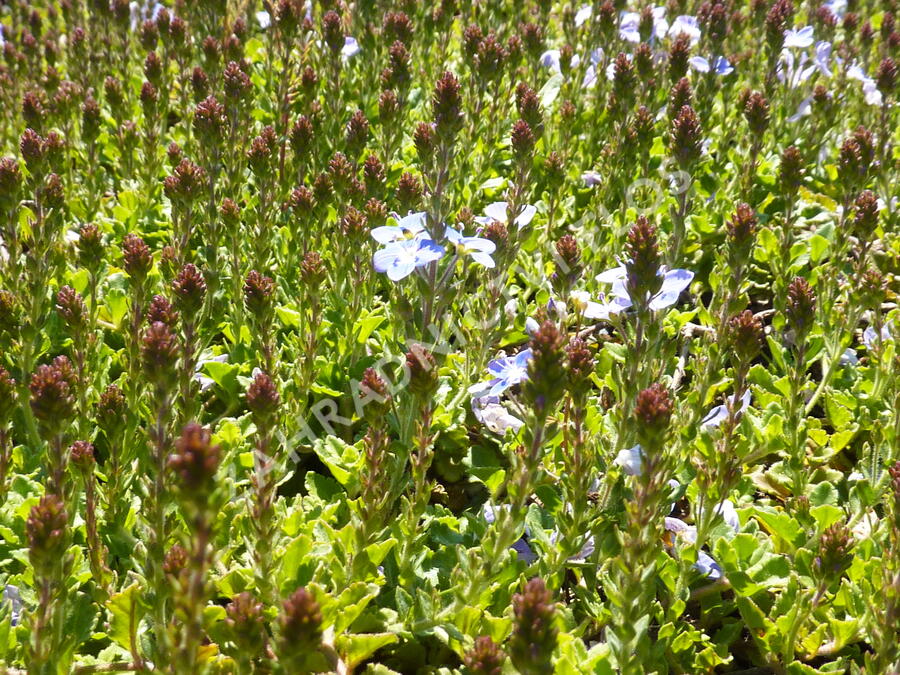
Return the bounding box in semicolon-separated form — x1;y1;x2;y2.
312;436;362;493
333;582;382;635
106;582;146;652
336;632;398;669
355;312;384;344
278;534;315;592
808;234;829;263
202;361;240;398
102;287;129;326
538;72;563;108
810;504;843;530
276;305;303;328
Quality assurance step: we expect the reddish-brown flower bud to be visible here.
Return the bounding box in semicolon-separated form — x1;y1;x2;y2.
300;252;327;288
524;321;567;413
345;110;369;156
464;636;506;675
81;95;101;143
634;383;673;436
0;157;21;211
765;0;794;54
146;294;179;327
169;422;221;495
243;270;275;319
193;95;228;146
225;592;266;656
20;128;46;172
277;588;323;658
779;145;805;196
853;190;880;240
396;172;423;212
27;494;68;575
359;367;391;422
378;89;400;124
669;78;694;119
165;159;207;207
625;216;662;302
813;521;854;585
510;579;557;674
413;122;436;165
876;57;898;96
223;61;252;102
668;34;691;82
432;71;463;138
56;285;87;330
172;264;206;315
29;356;76;430
247;371;280;422
670;105;703;169
69;440;95;471
566;338;595;394
786;277;816;340
727;310;764;364
406;345;438;397
96;384;126;434
510;119;535;162
0;366;18;422
743;91;769;137
191;66;210;103
726;203;758;263
141;322;179;387
163;544;188;577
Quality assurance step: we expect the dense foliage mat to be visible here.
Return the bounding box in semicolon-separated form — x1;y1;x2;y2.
0;0;899;672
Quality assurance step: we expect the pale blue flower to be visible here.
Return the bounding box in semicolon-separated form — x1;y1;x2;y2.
581;48;606;89
787;96;813;123
848;62;882;104
130;0;164;31
695;551;723;579
582;170;603;187
445;226;496;268
575;4;593;27
484;349;533;396
714;500;741;532
668;15;701;44
664;517;723;579
619;12;641;42
620;7;669;42
472;394;524;434
476;201;537;229
811;41;833;77
862;78;883;106
614;445;644;476
371;211;427;244
255;10;271;28
605;52;633;81
373;237;444;281
784;26;815;48
700;390;752;429
482;504;536;564
540;50;581;73
863;323;892;349
777;49;810;88
689;55;734;75
342;36;360;59
568;290;632;320
823;0;847;18
839;347;859;366
2;585;22;627
596;266;694;311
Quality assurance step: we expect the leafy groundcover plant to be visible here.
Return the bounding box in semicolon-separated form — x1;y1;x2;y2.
1;0;900;672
